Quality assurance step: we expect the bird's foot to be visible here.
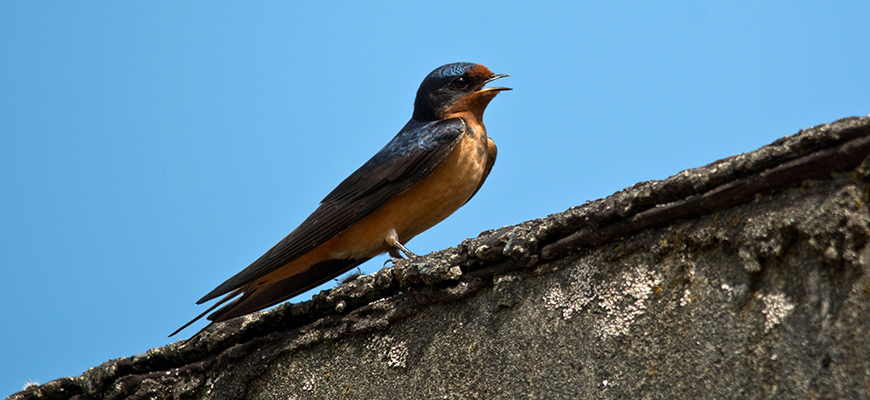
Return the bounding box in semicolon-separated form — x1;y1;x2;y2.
385;228;417;258
383;257;403;267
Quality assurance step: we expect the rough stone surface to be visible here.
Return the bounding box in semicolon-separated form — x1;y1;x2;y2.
8;116;870;400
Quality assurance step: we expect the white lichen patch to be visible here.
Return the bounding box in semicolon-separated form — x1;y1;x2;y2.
596;266;661;338
543;257;597;320
386;342;408;368
679;288;692;306
759;292;795;333
366;334;409;368
301;374;316;391
543;256;662;339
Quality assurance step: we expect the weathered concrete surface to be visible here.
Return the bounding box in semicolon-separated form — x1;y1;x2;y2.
9;116;870;400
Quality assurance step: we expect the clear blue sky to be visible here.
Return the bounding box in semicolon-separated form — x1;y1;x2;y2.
1;1;867;395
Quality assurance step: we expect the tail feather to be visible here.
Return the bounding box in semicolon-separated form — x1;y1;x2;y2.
207;258;369;323
169;258;369;337
168;289;241;337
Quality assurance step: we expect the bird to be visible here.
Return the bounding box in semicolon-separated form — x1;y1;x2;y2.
170;62;510;337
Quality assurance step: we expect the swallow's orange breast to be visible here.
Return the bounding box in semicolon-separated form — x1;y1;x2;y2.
330;125;492;259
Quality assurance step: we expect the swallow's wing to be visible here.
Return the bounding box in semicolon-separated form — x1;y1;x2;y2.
196;118;468;304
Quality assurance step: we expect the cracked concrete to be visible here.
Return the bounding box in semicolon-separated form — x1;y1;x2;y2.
9;116;870;400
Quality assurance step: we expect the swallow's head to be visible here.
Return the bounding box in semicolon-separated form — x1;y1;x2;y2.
413;62;510;121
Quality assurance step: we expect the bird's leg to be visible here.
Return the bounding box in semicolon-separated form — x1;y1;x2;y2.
386;228;417;258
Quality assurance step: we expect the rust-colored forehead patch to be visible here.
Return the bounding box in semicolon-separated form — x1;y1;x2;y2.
466;64;493;78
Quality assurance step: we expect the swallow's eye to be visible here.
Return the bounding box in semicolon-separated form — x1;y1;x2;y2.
452;77;469;89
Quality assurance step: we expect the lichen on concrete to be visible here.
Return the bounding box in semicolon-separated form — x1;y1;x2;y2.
760;292;796;333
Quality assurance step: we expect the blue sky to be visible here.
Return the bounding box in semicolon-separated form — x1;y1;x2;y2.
1;1;868;395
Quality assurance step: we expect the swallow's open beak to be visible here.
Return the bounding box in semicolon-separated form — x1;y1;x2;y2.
477;73;511;92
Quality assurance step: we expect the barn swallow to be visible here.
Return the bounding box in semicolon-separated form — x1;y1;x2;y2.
170;62;509;337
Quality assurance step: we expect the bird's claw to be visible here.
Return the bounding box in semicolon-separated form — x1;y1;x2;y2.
383;257;403;267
